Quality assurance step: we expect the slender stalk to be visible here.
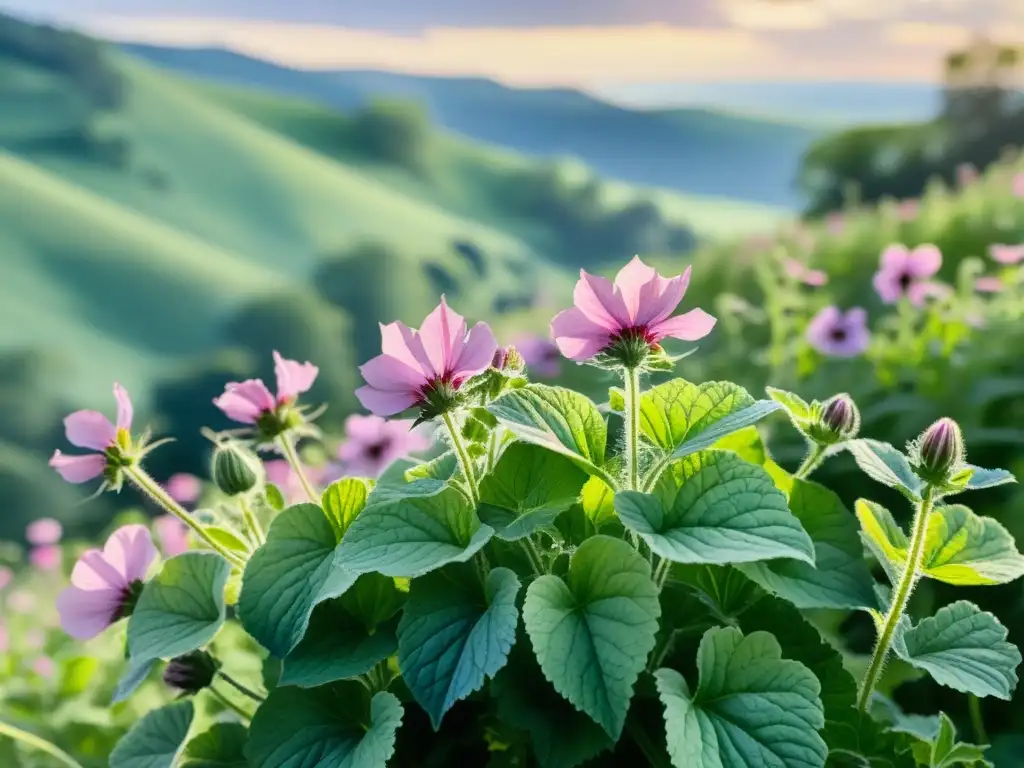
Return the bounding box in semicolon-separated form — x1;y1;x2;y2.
642;455;671;493
968;694;988;745
623;366;642;491
277;435;318;503
857;487;935;711
653;557;671;591
520;538;544;577
217;671;266;703
209;686;254;721
442;411;479;505
794;443;827;480
125;466;245;569
239;497;265;546
0;721;84;768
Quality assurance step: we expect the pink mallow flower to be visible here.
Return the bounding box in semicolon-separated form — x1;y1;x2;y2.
975;277;1004;294
165;473;201;505
338;415;432;478
783;259;828;287
30;546;62;572
32;657;55;679
26;518;62;546
826;212;845;236
1012;173;1024;198
514;334;561;378
49;383;132;484
550;256;716;362
807;306;870;358
356;298;498;417
990;244;1024;266
873;244;944;306
154;515;190;557
0;566;11;591
264;459;332;504
0;625;7;653
896;199;919;221
56;525;156;641
213;351;318;425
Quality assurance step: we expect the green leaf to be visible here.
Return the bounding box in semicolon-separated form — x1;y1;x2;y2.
962;465;1015;491
615;451;814;566
920;504;1024;585
280;600;398;688
127;553;229;663
405;453;459;483
739;479;877;609
639;380;780;461
238;503;357;657
204;526;251;555
478;442;587;540
245;682;403;768
337;487;494;578
846;440;925;499
857;501;1024;587
523;535;660;740
579;476;617;528
655;627;827;768
180;723;248;767
492;638;613;768
398;564;521;728
339;572;406;633
711;425;767;466
765;387;812;421
321;478;371;537
893;601;1021;699
110;700;194;768
912;712;991;768
487;384;607;475
112;657;158;704
265;483;286;511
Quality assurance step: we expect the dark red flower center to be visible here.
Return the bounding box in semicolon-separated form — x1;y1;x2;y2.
897;271;914;292
364;440;390;461
829;327;848;343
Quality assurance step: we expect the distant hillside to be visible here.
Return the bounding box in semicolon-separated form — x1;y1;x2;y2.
119;43;825;208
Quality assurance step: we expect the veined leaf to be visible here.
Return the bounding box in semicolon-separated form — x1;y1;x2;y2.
110;700;194;768
847;440;925;499
180;722;248;767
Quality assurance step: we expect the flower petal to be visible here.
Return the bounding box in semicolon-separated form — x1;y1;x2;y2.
417;297;467;377
103;525;158;583
69;548;125;590
213;379;275;424
343;414;387;443
550;307;613;362
113;382;133;431
574;270;628;330
872;269;903;304
637;267;690;327
360;354;427;392
56;585;123;641
49;451;106;483
380;322;434;377
154;515;190;558
906;244;942;278
454;322;498;379
613;256;662;325
355;385;420;417
273;351;319;402
26;518;62;546
651;308;717;342
880;244;910;272
64;410;116;451
907;280;951;307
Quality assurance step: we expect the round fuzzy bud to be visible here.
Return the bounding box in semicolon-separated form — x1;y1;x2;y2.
821;394;859;439
212;443;260;496
163;650;219;695
916;417;964;482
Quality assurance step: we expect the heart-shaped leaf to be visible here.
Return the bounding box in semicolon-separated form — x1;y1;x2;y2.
739;478;877;609
847;440;925;499
245;682;403;768
398;564;520;728
110;700;194;768
523;535;660;740
893;601;1020;700
641;380;760;455
655;627;827;768
181;722;248;767
238;503;358;657
615;451;814;566
337;487;494;578
321;478;371;536
478;442;587;540
127;553;229;663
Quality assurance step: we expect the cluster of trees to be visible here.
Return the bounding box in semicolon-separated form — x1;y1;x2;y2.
800;36;1024;216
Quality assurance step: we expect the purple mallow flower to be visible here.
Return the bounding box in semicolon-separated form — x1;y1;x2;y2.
975;277;1004;294
154;515;190;558
783;259;828;287
30;546;61;573
165;473;201;505
337;415;432;478
55;525;156;641
873;244;944;306
26;518;62;546
990;244;1024;266
214;351;318;425
806;306;870;357
49;383;133;483
514;334;561;378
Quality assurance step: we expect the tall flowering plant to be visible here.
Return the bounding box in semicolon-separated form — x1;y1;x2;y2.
21;257;1021;768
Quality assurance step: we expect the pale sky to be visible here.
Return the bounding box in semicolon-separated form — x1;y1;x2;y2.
4;0;1021;85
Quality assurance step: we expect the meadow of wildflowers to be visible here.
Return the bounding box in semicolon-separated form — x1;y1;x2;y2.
1;159;1023;768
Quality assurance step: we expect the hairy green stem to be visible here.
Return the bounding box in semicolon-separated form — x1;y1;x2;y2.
277;434;318;503
125;465;245;569
968;694;988;746
623;366;642;491
520;538;545;577
857;487;935;711
239;496;265;546
0;720;84;768
209;686;254;721
653;557;671;591
442;411;479;505
794;443;827;480
217;671;266;703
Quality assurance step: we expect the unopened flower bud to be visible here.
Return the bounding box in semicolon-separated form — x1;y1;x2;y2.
807;393;859;445
916;417;964;483
492;345;525;372
212;443;260;496
163;650;219;694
